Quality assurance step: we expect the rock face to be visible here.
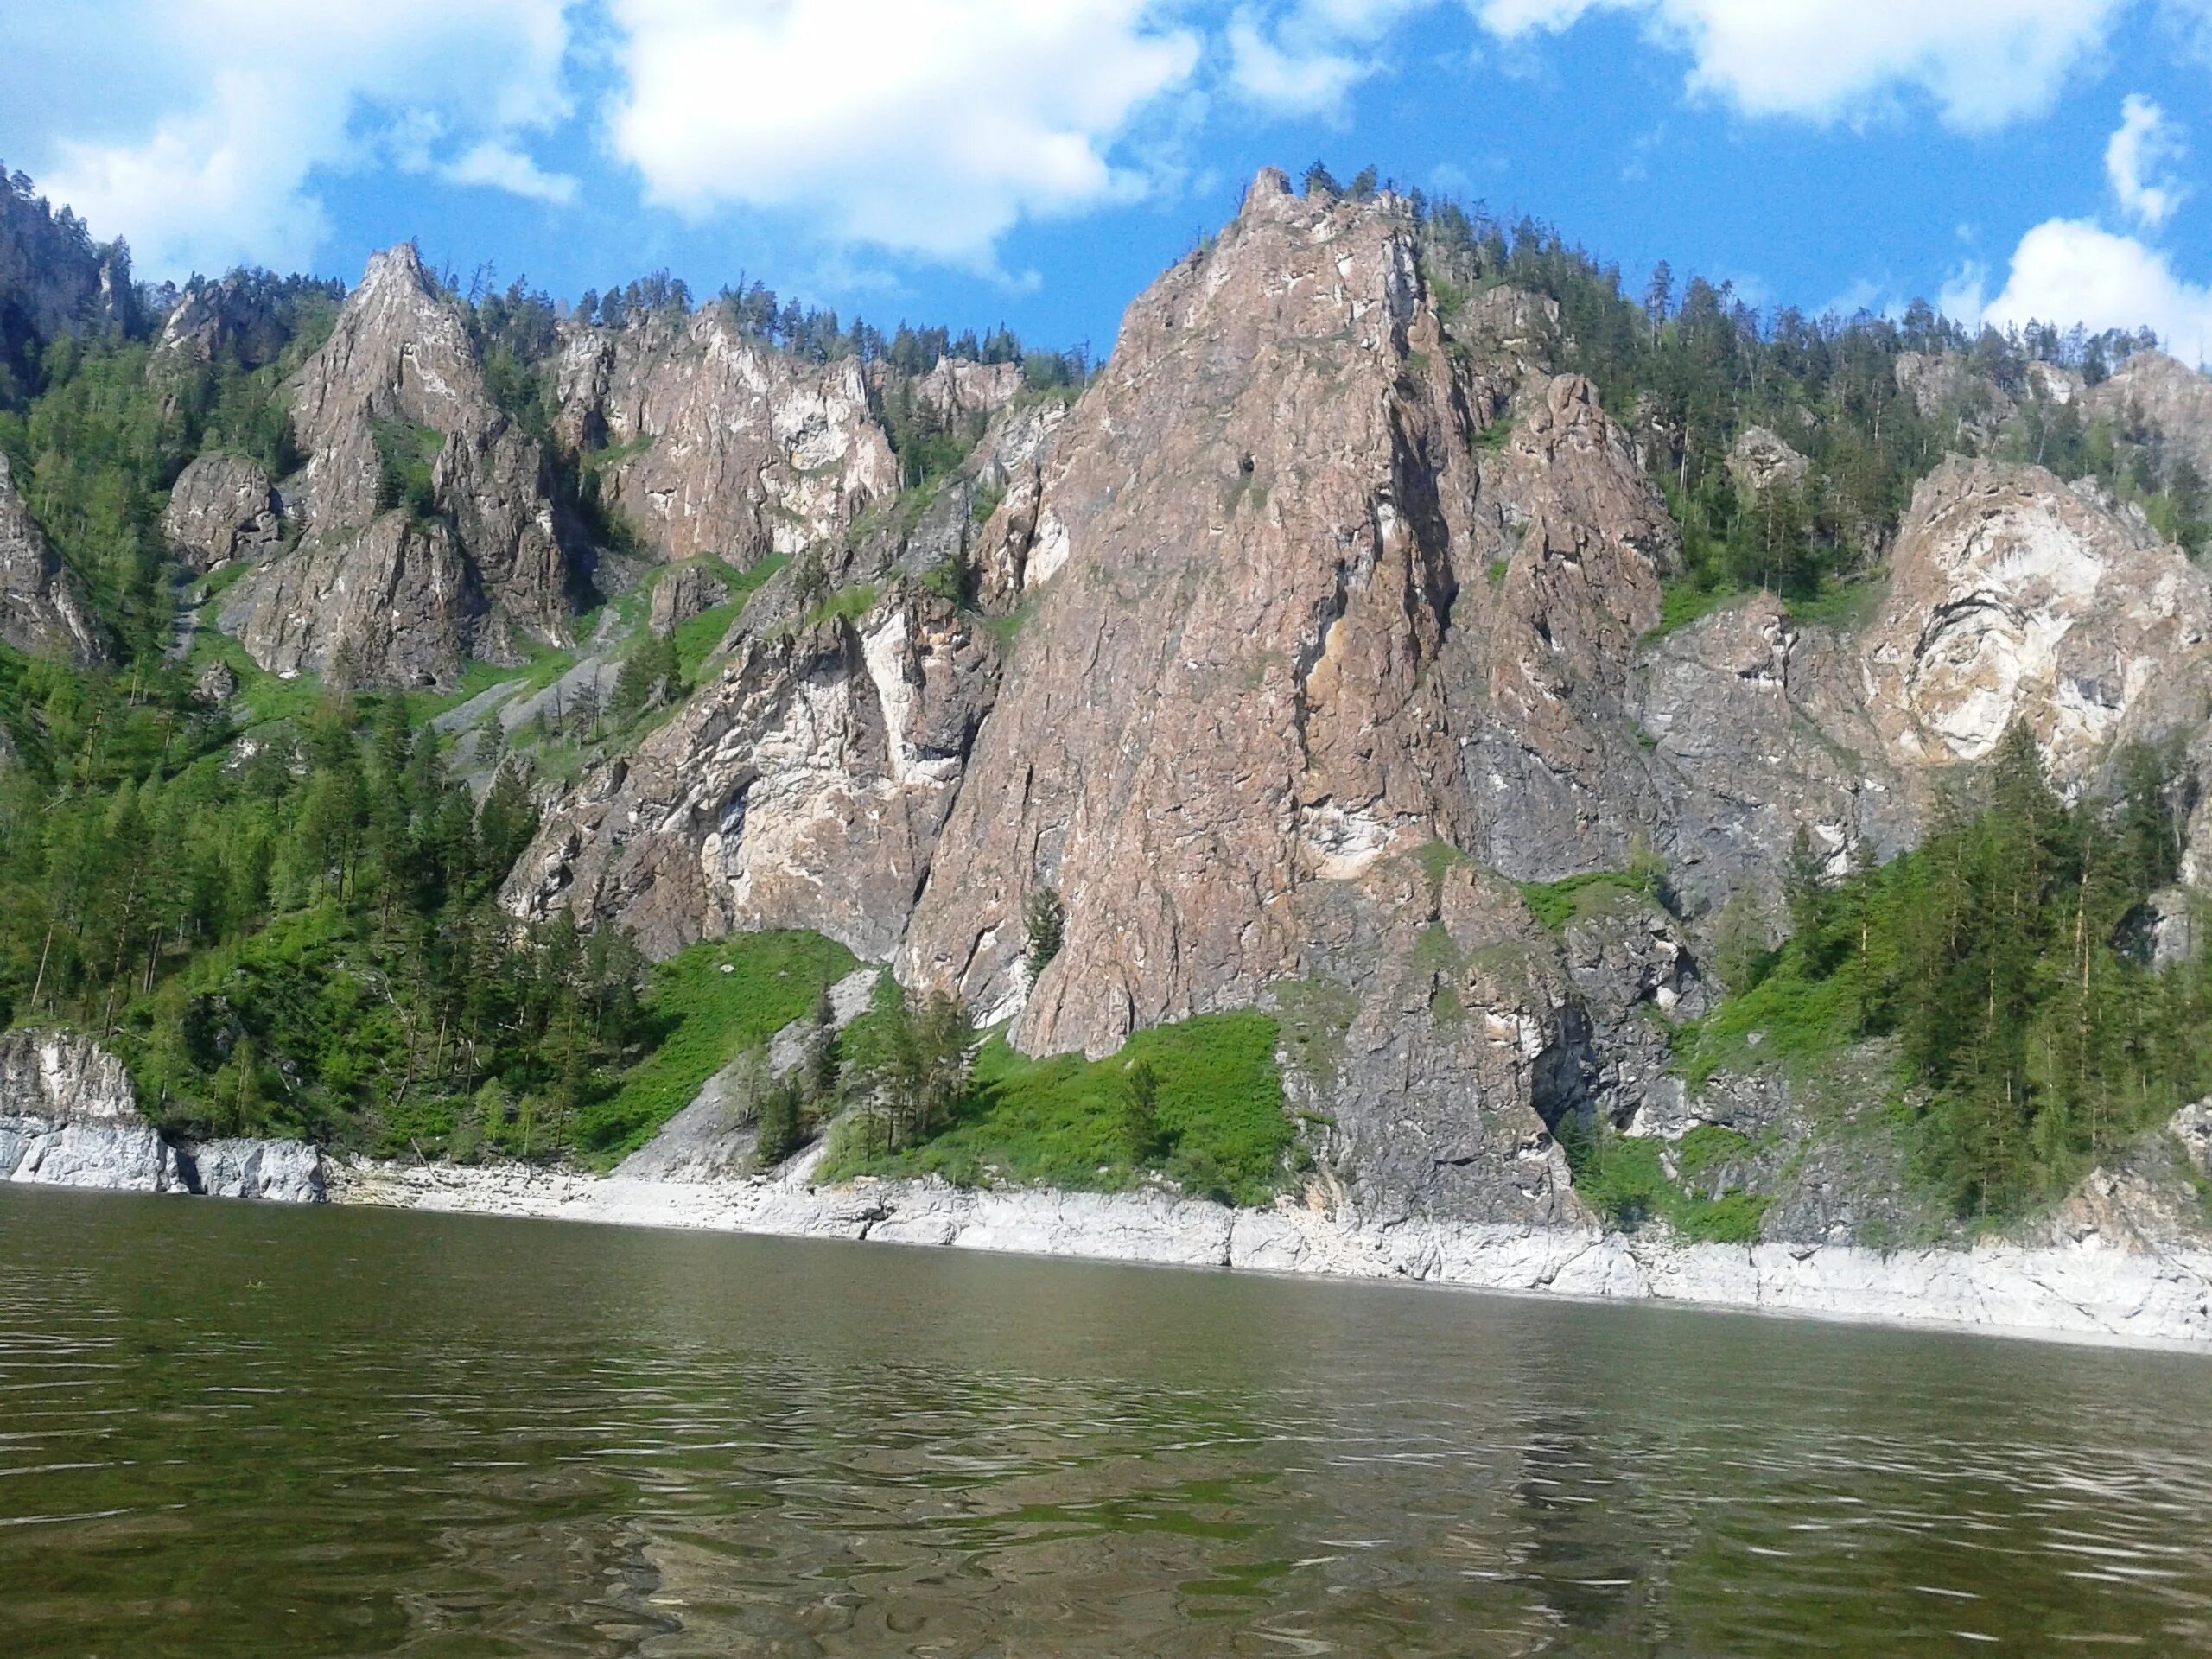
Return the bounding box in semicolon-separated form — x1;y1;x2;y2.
162;453;283;569
1860;460;2212;785
0;1028;327;1200
893;170;1679;1223
1727;426;1809;494
910;357;1025;424
511;589;998;961
511;175;2212;1238
0;1029;179;1192
176;1139;327;1203
648;561;729;637
553;309;896;566
1637;455;2212;912
0;177;132;373
219;245;587;686
2084;350;2212;479
0;452;105;662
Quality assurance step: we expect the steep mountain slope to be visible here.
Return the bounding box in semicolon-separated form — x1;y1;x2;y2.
553;308;896;565
218;245;589;685
1;162;2209;1253
507;170;2212;1234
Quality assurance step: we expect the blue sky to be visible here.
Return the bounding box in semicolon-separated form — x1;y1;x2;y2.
5;2;2212;361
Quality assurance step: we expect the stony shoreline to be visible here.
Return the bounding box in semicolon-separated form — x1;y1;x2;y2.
327;1158;2212;1350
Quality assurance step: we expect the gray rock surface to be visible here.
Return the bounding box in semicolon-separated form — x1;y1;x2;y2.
0;1029;180;1192
179;1139;327;1203
0;1028;326;1201
162;454;283;570
0;452;104;663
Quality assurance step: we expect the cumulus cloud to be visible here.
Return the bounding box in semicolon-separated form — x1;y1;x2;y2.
18;0;574;276
441;142;580;206
1223;1;1427;118
1471;0;2126;129
2106;93;2188;226
604;0;1201;267
1974;218;2212;358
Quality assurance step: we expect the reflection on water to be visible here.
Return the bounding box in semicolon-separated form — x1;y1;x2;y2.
1;1189;2209;1656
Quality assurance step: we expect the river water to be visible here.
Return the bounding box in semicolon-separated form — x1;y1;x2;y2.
2;1189;2209;1656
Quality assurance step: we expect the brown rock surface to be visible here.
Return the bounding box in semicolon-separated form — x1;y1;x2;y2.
219;244;585;685
553;310;895;566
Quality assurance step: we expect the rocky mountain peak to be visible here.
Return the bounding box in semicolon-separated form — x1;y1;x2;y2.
211;242;587;687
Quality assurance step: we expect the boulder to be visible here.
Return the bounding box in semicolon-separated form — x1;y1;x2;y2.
162;453;282;570
1726;425;1809;494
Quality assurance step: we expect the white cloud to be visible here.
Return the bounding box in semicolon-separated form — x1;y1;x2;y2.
1471;0;2126;129
1227;11;1370;117
1222;1;1427;118
21;0;574;276
605;0;1201;267
442;142;580;206
1977;218;2212;358
2106;93;2188;227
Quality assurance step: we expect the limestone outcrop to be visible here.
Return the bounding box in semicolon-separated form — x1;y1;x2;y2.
219;245;587;686
552;309;895;566
0;1027;326;1199
0;1029;179;1191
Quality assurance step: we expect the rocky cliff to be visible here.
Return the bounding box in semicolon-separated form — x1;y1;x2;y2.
552;308;896;567
0;1028;322;1200
502;171;2212;1241
0;451;105;662
218;245;588;686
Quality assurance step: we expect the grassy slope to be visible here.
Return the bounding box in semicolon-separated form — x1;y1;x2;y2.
830;1012;1294;1206
572;931;861;1165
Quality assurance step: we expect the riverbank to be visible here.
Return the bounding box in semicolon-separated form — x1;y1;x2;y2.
328;1158;2212;1349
